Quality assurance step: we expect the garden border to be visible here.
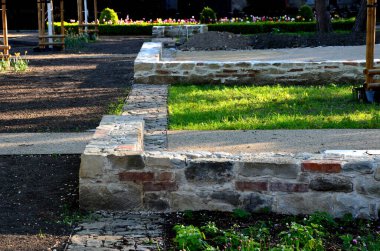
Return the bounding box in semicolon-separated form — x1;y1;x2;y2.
79;85;380;219
134;42;374;85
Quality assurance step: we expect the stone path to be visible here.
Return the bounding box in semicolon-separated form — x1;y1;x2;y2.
0;132;93;155
122;84;168;151
67;212;165;251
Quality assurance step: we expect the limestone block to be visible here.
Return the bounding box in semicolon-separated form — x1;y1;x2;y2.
355;177;380;196
275;193;334;216
242;193;273;213
333;194;376;219
79;182;143;211
185;160;234;183
171;192;208;211
309;175;353;192
240;160;300;179
343;161;374;174
375;167;380;181
80;154;106;179
108;154;145;171
210;191;241;206
143;192;170;211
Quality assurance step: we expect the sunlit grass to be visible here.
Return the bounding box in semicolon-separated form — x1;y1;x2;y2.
168;84;380;130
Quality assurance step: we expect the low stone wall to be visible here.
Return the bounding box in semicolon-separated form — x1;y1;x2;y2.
134;42;366;85
80;115;380;219
152;25;208;38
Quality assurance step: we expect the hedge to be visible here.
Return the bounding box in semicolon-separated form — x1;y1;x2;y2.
55;20;355;36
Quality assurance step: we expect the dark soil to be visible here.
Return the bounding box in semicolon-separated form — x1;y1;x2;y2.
179;31;380;51
1;37;146;133
0;155;80;251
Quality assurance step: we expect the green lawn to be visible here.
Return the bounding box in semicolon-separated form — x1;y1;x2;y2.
168;84;380;130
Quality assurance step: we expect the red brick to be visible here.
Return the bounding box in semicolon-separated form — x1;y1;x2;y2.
156;70;170;74
270;182;309;192
235;181;268;191
343;62;358;66
302;160;342;173
119;171;154;182
223;69;238;73
143;182;178;191
156;172;175;181
115;145;136;151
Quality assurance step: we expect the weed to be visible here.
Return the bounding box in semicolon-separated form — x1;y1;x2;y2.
173;224;206;251
306;211;337;228
58;204;92;226
232;208;251;219
65;33;89;50
37;229;46;239
10;52;29;72
183;210;194;220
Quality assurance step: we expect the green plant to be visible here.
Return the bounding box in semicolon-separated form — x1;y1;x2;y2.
232;208;251;219
200;6;217;24
173;224;206;250
107;97;125;115
306;211;337;228
65;32;89;50
279;222;325;251
298;4;314;21
99;7;119;24
0;53;10;71
9;52;28;72
183;209;194;220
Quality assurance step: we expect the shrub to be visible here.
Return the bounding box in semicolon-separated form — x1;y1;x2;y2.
200;6;217;24
99;8;118;24
299;4;314;21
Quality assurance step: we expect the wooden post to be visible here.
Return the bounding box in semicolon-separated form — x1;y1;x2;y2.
1;0;9;59
77;0;83;34
60;0;65;48
94;0;98;33
365;0;377;89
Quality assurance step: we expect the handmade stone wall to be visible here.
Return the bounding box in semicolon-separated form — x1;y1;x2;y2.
80;115;380;219
134;42;366;85
152;25;208;38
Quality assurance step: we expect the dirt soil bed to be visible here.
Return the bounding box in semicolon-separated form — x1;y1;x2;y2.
179;31;380;51
1;37;146;133
0;154;80;251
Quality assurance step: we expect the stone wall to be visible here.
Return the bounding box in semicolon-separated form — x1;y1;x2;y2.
134;42;366;85
152;25;208;38
80;115;380;219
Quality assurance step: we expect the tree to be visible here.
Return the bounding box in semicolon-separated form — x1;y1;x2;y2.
352;0;367;33
315;0;332;33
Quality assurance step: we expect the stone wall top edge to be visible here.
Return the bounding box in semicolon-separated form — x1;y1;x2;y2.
144;150;379;162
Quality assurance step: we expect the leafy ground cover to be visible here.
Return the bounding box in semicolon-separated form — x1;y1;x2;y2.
168;84;380;130
164;210;380;251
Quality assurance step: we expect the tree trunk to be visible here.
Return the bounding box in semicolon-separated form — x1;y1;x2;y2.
315;0;333;33
352;0;367;33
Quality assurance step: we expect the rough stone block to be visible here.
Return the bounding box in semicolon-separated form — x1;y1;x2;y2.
143;181;178;192
108;155;145;170
240;161;300;179
275;193;334;216
145;155;172;168
343;161;374;174
79;182;142;210
270;182;309;193
119;171;154;182
355;177;380;196
242;193;273;213
80;154;105;179
134;63;154;72
374;167;380;181
143;193;170;211
156;172;175;181
309;176;353;192
210;191;241;206
171;192;207;211
185;160;234;183
302;160;342;173
235;181;268;191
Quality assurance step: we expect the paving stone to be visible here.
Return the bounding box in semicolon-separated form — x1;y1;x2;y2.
67;211;164;251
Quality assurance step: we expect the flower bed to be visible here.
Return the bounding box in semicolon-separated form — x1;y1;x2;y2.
54;18;354;36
